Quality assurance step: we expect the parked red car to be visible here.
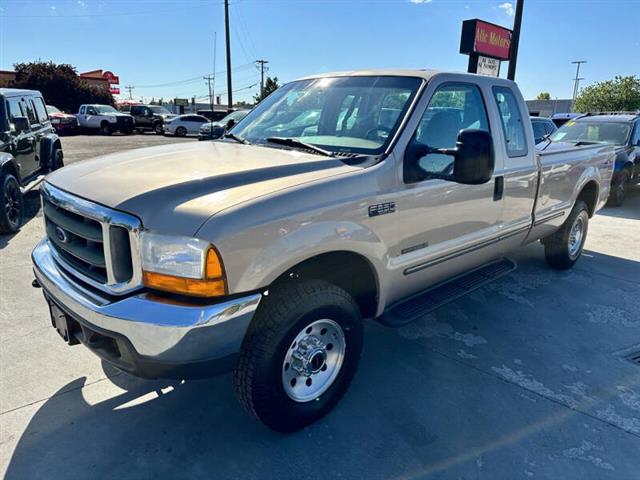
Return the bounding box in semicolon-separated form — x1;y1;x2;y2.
46;105;79;135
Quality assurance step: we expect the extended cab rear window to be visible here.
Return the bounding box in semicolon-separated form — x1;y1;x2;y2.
493;86;528;157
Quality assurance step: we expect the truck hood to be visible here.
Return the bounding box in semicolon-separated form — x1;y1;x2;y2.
45;141;361;235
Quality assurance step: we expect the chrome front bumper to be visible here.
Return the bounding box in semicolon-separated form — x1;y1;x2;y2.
32;239;261;377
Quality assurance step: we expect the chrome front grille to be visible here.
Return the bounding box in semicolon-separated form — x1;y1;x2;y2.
41;182;142;295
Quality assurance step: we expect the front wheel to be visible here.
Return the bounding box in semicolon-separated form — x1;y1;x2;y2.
175;126;187;137
543;200;589;270
100;122;112;136
154;123;164;135
49;146;64;171
234;279;363;432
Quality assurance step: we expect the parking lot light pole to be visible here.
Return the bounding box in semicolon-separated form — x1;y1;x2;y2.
571;60;587;110
225;0;233;109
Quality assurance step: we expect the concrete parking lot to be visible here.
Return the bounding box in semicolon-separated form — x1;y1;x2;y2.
1;134;639;479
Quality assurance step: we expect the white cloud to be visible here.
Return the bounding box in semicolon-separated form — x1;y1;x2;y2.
410;0;433;4
499;2;515;16
77;0;86;7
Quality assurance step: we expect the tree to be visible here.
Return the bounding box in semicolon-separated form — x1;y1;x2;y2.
11;61;113;113
254;76;280;104
574;75;640;113
536;92;551;100
233;100;253;109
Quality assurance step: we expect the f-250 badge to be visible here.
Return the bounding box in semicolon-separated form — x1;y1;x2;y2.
368;202;396;217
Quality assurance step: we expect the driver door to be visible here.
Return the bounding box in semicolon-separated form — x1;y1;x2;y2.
391;81;504;298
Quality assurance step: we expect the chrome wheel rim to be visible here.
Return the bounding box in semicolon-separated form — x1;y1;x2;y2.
282;319;346;403
4;180;20;227
568;216;585;258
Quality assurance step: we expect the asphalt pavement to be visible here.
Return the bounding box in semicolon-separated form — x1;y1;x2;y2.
1;134;639;479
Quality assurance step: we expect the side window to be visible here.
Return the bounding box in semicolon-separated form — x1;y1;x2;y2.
493;86;527;157
409;83;489;180
544;120;556;136
7;98;24;122
80;106;86;114
531;121;546;143
632;121;640;146
22;99;38;125
32;97;49;124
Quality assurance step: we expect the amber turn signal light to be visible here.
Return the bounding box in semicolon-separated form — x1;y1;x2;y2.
143;247;227;298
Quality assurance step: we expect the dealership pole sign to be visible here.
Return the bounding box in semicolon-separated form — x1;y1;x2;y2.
459;19;512;77
102;70;121;95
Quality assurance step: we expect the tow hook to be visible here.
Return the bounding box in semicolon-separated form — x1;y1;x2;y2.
32;279;41;288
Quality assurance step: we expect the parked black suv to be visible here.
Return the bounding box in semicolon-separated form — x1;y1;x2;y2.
548;112;640;206
1;89;63;233
130;105;176;134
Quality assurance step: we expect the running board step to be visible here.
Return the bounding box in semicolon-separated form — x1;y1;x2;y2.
380;258;517;327
20;174;46;194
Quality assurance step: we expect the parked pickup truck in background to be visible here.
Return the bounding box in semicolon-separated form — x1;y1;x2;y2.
76;104;134;135
31;70;614;431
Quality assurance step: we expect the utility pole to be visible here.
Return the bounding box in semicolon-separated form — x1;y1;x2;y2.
125;85;135;100
212;32;217;110
256;59;269;100
224;0;232;109
571;60;587;110
507;0;524;81
204;74;215;113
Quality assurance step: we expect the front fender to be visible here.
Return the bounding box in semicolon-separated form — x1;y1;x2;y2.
0;152;19;180
228;220;387;295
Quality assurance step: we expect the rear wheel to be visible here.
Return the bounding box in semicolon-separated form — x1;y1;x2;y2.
50;146;64;171
234;279;363;432
175;126;187;137
0;174;23;234
543;200;589;270
607;169;630;207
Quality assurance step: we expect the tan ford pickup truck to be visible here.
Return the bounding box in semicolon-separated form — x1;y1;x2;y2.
32;70;614;431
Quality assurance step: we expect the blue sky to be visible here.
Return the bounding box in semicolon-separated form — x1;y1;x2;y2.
0;0;638;104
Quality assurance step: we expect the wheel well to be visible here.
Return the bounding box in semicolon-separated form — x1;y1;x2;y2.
576;181;598;217
0;160;20;182
273;251;379;318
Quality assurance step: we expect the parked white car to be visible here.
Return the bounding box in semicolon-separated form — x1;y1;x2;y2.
163;114;209;136
76;104;134;135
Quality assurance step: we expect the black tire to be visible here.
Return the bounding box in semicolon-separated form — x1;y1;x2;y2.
0;174;24;234
175;126;187;137
154;122;164;135
607;169;629;207
543;200;589;270
49;146;64;171
234;279;363;432
100;122;112;136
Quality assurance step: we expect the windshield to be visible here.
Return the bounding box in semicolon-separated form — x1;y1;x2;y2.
550;120;631;146
95;105;118;114
232;76;423;155
46;106;61;114
149;106;171;114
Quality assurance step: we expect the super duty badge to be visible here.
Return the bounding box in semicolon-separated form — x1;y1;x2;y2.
368;202;396;217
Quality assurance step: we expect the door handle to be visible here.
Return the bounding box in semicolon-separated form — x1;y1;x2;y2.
493;176;504;201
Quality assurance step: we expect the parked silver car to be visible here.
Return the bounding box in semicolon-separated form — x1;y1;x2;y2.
163;114;209;136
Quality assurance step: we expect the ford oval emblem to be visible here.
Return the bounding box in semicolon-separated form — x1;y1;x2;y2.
55;226;69;243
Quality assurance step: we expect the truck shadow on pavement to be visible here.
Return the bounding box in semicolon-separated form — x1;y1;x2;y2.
0;191;42;250
5;248;640;480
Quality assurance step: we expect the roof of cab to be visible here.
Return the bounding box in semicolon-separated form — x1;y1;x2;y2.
0;88;42;97
575;114;639;123
295;69;518;86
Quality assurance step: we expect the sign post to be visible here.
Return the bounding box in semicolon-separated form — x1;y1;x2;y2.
459;19;512;77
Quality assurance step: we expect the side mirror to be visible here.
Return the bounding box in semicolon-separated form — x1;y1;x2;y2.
405;129;494;185
12;116;30;132
226;119;236;130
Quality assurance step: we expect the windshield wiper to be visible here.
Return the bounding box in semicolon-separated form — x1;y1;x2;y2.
223;132;250;144
265;137;334;157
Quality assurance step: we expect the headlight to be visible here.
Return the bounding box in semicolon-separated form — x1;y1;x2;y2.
140;232;226;297
51;118;61;124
